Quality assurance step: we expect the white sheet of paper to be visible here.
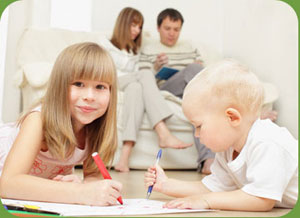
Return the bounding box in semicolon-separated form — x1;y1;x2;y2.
2;198;212;216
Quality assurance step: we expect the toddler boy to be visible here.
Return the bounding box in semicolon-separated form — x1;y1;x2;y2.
144;59;298;211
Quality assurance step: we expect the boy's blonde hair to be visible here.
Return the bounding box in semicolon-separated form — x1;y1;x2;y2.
111;7;144;54
184;59;264;117
29;42;117;175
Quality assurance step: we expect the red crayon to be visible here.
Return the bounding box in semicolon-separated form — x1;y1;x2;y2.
92;152;123;205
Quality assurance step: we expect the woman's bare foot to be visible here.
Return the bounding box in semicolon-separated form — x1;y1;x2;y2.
114;142;133;172
155;121;192;149
114;162;130;172
159;134;192;149
201;158;214;174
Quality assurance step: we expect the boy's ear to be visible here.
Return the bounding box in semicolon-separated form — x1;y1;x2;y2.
225;108;242;126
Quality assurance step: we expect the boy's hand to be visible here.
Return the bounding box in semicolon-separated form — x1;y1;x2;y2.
144;164;168;192
154;53;168;71
163;195;210;209
52;174;82;183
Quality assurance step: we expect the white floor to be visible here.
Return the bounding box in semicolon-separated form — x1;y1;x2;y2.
75;168;292;217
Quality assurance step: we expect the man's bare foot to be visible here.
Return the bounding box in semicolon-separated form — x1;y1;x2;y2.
201;158;214;174
261;110;278;121
159;134;192;149
114;163;130;172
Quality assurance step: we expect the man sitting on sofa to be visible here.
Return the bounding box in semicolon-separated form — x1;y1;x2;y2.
139;8;214;174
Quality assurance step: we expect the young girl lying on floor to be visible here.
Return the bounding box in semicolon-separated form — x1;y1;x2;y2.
0;42;122;206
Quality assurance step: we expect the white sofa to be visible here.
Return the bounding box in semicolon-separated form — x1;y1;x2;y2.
14;27;278;169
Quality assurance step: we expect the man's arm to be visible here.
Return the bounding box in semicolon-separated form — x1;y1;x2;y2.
138;52;156;72
193;47;204;66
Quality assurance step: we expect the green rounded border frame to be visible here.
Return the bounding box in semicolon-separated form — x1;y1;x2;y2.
0;0;299;218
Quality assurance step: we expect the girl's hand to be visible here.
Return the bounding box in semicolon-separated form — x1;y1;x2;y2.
163;195;210;209
144;164;168;193
80;179;122;206
52;174;82;183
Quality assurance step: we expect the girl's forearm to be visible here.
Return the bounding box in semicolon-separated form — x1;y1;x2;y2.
161;179;210;198
83;175;101;183
0;174;83;204
83;170;102;183
203;190;275;211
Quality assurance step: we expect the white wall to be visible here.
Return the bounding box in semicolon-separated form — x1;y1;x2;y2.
0;7;9;124
92;0;224;55
1;0;298;138
222;0;298;137
51;0;92;31
2;0;29;123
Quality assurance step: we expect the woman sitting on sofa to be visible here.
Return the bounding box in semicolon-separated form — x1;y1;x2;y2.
100;7;192;172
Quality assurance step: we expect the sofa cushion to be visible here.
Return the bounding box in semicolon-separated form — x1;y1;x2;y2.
18;62;53;88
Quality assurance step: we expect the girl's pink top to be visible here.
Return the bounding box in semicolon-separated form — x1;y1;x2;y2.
0;106;88;178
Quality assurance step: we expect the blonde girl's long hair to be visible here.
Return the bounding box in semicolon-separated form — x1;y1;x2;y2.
111;7;144;54
41;42;118;175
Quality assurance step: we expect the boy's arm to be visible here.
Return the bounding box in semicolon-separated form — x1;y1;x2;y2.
161;179;211;198
205;189;276;211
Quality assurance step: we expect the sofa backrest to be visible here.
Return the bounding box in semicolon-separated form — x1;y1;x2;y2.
16;27;105;67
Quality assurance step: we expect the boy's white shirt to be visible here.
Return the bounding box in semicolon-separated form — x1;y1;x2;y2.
202;119;298;208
